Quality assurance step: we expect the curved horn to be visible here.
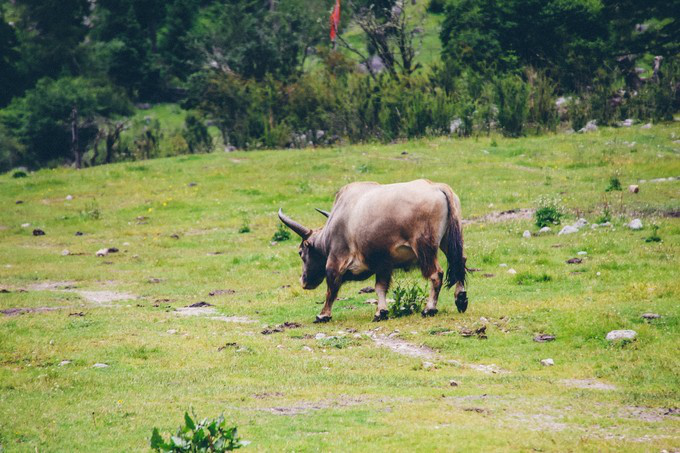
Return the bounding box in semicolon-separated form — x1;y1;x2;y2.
315;208;330;218
278;208;311;239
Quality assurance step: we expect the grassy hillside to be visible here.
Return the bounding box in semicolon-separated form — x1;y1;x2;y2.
1;125;679;451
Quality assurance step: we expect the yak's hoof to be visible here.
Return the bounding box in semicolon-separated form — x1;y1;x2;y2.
372;309;389;322
314;315;332;323
455;291;468;313
421;308;439;318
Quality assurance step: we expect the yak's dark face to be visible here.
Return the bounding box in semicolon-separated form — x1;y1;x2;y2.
298;237;327;289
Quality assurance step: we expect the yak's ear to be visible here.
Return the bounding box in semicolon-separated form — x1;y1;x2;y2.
315;208;330;218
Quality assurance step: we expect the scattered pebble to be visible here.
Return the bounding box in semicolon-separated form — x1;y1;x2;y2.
578;120;598;133
605;330;637;341
32;229;45;236
167;329;177;334
61;249;70;256
507;268;517;275
540;358;554;366
21;223;30;228
522;230;531;238
59;360;71;366
276;344;284;349
358;286;375;294
566;258;582;264
558;225;579;235
577;251;587;256
596;272;601;276
628;185;639;193
499;263;507;267
641;123;652;129
627;219;643;230
449;380;459;387
534;334;556;343
538;226;552;234
65;195;73;200
302;346;313;352
422;361;435;370
641;313;661;320
315;333;327;340
188;182;198;187
75;231;84;236
96;248;109;257
92;363;109;368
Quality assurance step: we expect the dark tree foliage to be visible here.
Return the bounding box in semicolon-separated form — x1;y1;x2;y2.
0;10;20;106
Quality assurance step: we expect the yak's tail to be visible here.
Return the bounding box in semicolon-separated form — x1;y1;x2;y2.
439;185;466;289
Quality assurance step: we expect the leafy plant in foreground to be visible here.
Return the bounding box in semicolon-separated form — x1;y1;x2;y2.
150;412;247;452
644;225;662;243
388;280;426;318
534;196;564;228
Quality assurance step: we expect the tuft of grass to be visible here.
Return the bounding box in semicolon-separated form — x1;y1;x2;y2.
514;272;552;285
605;176;622;192
534;196;564;227
388;280;426;317
271;223;291;242
644;225;662;243
80;201;102;220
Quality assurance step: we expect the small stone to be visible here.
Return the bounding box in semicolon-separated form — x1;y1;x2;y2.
628;185;639;193
627;219;643;230
641;123;652;129
596;272;601;276
167;329;177;334
423;361;435;370
605;330;637;341
65;195;73;200
270;241;278;246
315;333;327;340
32;228;45;236
534;334;556;343
499;263;508;267
522;230;531;238
538;226;552;234
92;363;109;368
61;249;70;256
21;223;30;228
558;225;579;235
358;286;375;294
541;358;554;366
573;218;588;229
75;231;84;236
302;346;313;352
96;248;109;257
507;268;517;275
449;380;459;387
188;182;198;187
641;313;660;320
619;118;634;127
276;344;284;349
479;317;488;323
59;360;71;366
365;298;378;305
578;120;598;133
15;200;23;204
566;258;582;264
577;251;587;256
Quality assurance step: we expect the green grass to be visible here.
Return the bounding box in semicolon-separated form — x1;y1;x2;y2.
1;124;679;451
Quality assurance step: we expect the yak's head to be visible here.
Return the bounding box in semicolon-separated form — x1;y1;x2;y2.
278;208;329;290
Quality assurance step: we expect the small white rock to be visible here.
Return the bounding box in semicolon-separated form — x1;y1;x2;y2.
61;249;70;256
423;361;435;370
92;363;109;368
499;263;508;267
302;346;313;352
479;317;488;323
577;251;587;256
65;195;73;201
627;219;643;230
558;225;579;235
276;344;284;349
606;330;637;341
538;226;552;234
574;218;588;229
507;268;517;275
21;223;30;228
96;248;109;257
59;360;71;366
166;329;177;334
596;272;601;276
628;185;639;193
522;230;531;238
641;123;652;129
541;358;554;366
315;333;327;340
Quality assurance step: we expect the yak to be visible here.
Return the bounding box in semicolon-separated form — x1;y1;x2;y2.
278;179;467;323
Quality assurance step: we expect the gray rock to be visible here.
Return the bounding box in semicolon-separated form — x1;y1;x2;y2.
578;120;598;133
641;123;652;129
96;248;109;257
422;361;435;370
627;219;643;230
522;230;531;238
541;358;554;366
315;333;327;340
61;249;70;256
538;226;552;234
577;251;587;256
507;268;517;275
59;360;71;366
641;313;661;320
65;195;73;201
618;118;634;127
92;363;109;368
574;218;588;229
558;225;579;235
628;184;639;193
449;380;459;387
605;330;637;341
302;346;313;352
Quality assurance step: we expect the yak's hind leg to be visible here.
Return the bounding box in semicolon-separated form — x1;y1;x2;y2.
417;236;443;317
373;268;392;322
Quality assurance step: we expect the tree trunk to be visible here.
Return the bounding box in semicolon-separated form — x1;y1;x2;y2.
71;106;81;169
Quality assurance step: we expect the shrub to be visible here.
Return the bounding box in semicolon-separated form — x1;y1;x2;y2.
150;412;247;452
605;176;622;192
644;225;662;243
534;196;564;227
271;224;291;242
388;280;426;318
183;113;213;154
568;98;589;131
495;75;529;137
528;71;558;131
427;0;446;14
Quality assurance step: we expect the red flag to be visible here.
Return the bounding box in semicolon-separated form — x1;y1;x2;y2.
330;0;341;41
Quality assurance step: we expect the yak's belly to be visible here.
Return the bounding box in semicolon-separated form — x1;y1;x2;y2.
391;245;417;266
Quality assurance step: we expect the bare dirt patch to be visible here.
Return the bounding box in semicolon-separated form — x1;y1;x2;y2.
257;396;368;416
75;290;135;306
1;306;63;316
175;306;258;324
561;378;617;391
463;209;534;225
369;332;437;359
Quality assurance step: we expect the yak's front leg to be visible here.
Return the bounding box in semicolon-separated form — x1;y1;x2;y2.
373;269;392;322
422;261;443;317
454;281;468;313
315;269;341;323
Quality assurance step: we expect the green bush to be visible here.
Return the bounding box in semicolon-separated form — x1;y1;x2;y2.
644;225;662;243
183;114;213;154
427;0;446;14
496;75;529;137
272;224;291;242
150;412;247;452
534;196;564;227
388;280;426;318
528;71;558;131
568;98;590;131
605;176;622;192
